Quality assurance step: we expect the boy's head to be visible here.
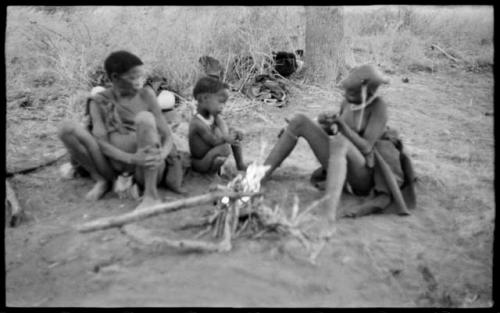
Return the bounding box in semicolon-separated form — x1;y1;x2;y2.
340;64;389;104
104;50;145;92
193;76;229;115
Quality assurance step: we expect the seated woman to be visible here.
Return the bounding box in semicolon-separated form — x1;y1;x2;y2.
58;50;185;209
262;64;417;222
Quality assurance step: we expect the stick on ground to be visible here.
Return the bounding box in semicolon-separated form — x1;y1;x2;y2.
431;44;460;63
122;224;231;253
77;191;260;233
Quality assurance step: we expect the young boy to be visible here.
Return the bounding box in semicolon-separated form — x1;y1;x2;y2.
188;77;247;174
262;64;416;221
58;50;185;209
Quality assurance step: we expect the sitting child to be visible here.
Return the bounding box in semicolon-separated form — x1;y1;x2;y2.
188;77;247;174
58;50;185;209
262;64;417;221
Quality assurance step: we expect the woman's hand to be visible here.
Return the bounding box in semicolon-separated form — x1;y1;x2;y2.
318;112;338;125
132;145;163;168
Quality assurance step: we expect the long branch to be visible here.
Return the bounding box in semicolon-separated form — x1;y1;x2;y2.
77;191;260;233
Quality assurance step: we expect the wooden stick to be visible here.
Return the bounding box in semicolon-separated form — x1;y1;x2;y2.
77;191;260;233
295;197;328;224
357;84;368;132
5;180;23;227
122;224;231;253
431;44;460;63
373;149;411;216
7;148;67;177
174;211;220;231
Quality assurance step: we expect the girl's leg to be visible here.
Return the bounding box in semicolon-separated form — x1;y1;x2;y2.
58;122;115;200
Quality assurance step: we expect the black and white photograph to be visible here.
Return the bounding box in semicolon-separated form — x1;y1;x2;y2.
4;5;494;307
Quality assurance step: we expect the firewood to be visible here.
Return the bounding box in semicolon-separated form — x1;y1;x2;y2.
122;224;231;253
77;191;260;233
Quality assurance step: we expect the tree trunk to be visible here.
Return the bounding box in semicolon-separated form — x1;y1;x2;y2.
305;6;346;86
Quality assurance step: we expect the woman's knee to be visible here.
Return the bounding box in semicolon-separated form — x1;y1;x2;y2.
288;113;312;134
134;111;156;128
58;121;87;141
328;135;350;155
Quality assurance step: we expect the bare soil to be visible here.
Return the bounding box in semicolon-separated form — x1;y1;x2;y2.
5;69;494;307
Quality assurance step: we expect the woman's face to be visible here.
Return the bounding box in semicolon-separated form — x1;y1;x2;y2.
345;84;378;104
112;65;146;93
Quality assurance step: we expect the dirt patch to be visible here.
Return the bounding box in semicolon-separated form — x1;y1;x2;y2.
5;70;493;307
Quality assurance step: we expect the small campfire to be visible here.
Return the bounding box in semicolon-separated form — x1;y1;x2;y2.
78;163;334;264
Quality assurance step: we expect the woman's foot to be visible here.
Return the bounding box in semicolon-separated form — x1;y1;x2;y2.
135;195;162;211
85;179;110;201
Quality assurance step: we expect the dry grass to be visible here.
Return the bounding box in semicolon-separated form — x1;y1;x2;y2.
6;6;493;106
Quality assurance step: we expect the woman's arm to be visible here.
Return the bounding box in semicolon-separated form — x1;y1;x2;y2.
89;100;136;165
337;99;388;154
143;88;173;159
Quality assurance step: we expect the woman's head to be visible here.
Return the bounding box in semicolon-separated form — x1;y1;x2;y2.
340;64;389;104
104;50;145;93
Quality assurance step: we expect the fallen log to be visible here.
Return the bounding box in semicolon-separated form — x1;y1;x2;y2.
7;148;67;177
77;191;261;233
5;180;23;227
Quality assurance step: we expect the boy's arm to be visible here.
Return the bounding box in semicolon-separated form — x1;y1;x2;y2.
214;115;229;135
143;88;173;159
192;118;227;146
89;100;136;165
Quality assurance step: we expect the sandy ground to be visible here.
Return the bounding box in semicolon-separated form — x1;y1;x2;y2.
5;69;494;307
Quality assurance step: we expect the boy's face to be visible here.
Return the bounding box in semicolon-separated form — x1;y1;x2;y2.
111;65;145;92
200;89;229;115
